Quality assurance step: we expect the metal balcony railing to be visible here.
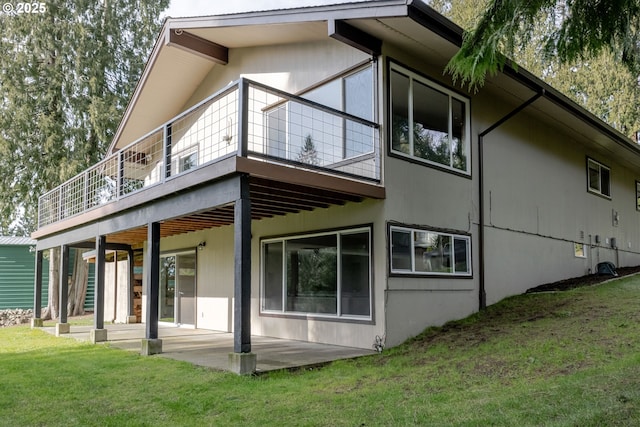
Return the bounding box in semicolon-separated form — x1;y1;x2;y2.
37;78;381;228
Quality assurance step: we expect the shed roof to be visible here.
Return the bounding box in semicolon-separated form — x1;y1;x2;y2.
0;236;36;246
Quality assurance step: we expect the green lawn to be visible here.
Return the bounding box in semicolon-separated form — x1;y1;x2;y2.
2;276;640;426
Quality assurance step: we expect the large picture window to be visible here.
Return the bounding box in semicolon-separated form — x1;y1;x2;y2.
390;62;470;174
262;228;372;319
587;157;611;198
390;225;471;276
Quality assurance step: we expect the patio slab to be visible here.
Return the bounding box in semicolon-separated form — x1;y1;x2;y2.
41;323;375;373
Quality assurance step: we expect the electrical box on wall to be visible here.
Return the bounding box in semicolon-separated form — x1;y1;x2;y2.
611;238;617;249
595;235;601;244
612;209;620;227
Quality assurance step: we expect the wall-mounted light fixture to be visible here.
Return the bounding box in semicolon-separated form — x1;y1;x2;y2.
197;241;206;251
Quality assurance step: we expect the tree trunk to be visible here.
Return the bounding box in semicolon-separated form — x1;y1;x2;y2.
41;247;59;321
68;249;89;316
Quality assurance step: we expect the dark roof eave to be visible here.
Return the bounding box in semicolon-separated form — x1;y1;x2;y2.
407;0;636;154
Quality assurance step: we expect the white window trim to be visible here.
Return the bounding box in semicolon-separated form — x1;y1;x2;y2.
389;62;471;175
176;146;199;173
260;227;373;320
390;225;472;277
574;243;587;259
587;157;611;198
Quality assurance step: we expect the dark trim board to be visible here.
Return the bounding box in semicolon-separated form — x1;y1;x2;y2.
167;29;228;64
328;19;381;56
35;175;243;251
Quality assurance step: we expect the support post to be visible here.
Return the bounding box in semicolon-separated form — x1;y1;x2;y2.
230;174;255;374
56;245;70;336
91;236;107;343
142;222;162;355
31;250;44;328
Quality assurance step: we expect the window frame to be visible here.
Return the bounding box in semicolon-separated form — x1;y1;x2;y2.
587;157;611;198
635;180;640;211
264;62;377;168
388;61;471;176
260;226;373;321
173;145;199;175
389;225;472;277
574;243;587;258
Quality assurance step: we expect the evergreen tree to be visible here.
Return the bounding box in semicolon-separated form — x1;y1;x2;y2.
0;0;169;235
427;0;640;139
297;134;320;166
445;0;640;91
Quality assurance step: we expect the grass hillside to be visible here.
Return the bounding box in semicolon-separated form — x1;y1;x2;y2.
1;275;640;426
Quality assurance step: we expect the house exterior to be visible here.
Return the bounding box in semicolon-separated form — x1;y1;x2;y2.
31;1;640;373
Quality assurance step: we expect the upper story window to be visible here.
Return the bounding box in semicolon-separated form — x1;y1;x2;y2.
390;62;470;175
587;157;610;198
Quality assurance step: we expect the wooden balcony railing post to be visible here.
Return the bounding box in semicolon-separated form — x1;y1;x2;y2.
237;79;249;158
164;124;172;180
83;170;89;211
37;196;43;228
117;151;124;198
58;188;63;223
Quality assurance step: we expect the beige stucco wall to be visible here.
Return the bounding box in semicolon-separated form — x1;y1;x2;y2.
184;39;371;111
481;109;640;305
380;155;479;346
378;44;481;346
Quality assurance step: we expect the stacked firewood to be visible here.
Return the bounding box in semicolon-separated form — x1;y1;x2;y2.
0;308;33;327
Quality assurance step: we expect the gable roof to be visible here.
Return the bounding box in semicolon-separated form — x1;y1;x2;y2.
107;0;640;169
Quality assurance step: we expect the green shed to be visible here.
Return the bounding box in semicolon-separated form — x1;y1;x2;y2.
0;238;94;311
0;237;48;310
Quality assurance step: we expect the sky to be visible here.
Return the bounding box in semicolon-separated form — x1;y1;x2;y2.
162;0;359;18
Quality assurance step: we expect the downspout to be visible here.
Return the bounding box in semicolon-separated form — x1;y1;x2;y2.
478;90;544;309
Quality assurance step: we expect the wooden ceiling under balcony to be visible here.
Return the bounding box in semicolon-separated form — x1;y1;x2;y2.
106;176;373;246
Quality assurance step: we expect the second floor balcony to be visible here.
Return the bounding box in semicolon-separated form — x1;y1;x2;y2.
37;78;382;231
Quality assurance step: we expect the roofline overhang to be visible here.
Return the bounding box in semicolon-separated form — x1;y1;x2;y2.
405;0;638;155
108;0;638;159
501;65;640;156
107;0;412;154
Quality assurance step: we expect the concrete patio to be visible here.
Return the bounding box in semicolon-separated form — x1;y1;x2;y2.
42;323;376;373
